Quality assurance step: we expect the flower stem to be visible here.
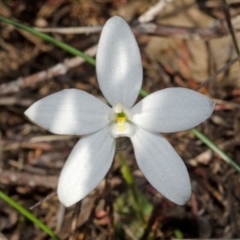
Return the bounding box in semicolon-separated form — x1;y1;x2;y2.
118;152;146;224
0;190;61;240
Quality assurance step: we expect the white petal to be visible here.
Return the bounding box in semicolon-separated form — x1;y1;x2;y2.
57;127;115;207
131;127;191;205
25;89;111;135
131;88;215;133
96;16;142;108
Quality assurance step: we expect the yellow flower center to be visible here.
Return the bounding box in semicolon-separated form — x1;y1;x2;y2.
109;103;135;138
116;112;127;132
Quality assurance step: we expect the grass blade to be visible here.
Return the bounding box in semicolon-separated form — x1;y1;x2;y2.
0;190;61;240
191;128;240;172
0;16;96;66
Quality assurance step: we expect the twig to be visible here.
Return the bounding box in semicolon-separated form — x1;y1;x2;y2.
201;0;240;7
195;55;240;91
212;98;240;109
221;0;240;56
0;97;34;106
138;0;175;23
87;195;103;227
200;180;226;206
0;44;97;95
30;192;57;210
29;135;75;143
0;132;3;169
69;201;82;240
31;20;240;40
34;26;102;34
55;203;66;233
8;159;46;175
227;180;238;237
122;224;138;240
0;233;8;240
2;141;53;151
134;21;228;40
0;169;58;188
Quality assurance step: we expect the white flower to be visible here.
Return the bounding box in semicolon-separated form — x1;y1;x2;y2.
25;16;214;207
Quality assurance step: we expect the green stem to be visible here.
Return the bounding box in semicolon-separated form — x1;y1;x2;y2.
139;89;149;97
0;16;96;66
191;128;240;173
118;153;146;224
0;190;61;240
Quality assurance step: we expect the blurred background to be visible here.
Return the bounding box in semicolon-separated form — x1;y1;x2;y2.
1;0;240;239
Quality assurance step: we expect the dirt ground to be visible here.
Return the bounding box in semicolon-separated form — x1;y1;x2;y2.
1;0;240;239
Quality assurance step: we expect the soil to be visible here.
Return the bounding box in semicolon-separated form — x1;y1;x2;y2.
1;0;240;239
